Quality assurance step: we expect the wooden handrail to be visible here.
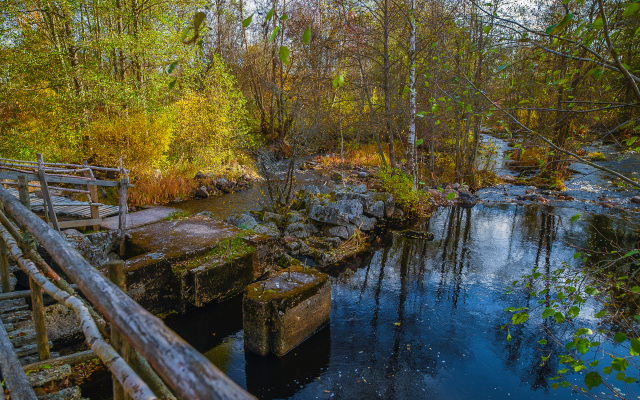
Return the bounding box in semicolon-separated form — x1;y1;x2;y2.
0;186;254;400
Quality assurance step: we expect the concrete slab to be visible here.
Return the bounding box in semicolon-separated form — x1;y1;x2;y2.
100;206;178;230
126;215;241;258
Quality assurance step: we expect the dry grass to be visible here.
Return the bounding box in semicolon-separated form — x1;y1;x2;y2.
316;143;389;169
128;166;196;207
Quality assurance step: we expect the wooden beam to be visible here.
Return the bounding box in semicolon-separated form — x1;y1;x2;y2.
84;160;101;232
0;186;255;400
0;320;38;400
36;154;59;231
0;171;131;188
57;219;103;229
23;350;97;372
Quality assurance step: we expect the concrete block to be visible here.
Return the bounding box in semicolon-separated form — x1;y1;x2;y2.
243;267;330;356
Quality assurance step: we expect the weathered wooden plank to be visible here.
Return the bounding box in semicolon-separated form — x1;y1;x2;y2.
0;171;125;187
1;238;9;293
0;319;38;400
0;186;255;400
57;219;104;229
22;350;97;372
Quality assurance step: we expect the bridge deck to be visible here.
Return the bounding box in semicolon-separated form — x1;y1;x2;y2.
5;188;119;219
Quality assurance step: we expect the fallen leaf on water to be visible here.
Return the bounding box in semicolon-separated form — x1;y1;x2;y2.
393;322;401;326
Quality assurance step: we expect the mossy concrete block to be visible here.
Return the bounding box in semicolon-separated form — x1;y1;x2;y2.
243;267;331;356
126;215;242;259
183;251;255;307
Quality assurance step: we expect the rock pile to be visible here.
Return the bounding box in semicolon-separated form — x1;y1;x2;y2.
227;185;398;266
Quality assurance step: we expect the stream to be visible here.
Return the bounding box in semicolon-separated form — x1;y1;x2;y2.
161;138;640;399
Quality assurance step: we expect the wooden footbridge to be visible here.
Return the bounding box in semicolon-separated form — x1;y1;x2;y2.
0;156;254;400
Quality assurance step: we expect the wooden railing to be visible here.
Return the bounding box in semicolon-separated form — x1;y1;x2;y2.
0;184;255;400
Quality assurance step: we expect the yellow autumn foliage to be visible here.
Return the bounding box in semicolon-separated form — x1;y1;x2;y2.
87;111;172;171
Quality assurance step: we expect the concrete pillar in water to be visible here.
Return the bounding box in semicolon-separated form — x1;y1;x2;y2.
243;266;331;356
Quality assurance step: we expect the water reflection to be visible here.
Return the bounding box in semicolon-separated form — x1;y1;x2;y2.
168;204;639;399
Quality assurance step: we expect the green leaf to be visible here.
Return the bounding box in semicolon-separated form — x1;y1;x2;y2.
631;286;640;293
557;368;568;374
589;360;599;367
538;339;548;345
585;287;599;296
623;250;639;258
446;192;456;201
625;377;636;383
623;3;640;18
506;329;512;342
595;310;607;318
614;332;627;343
584;372;602;389
416;139;424;146
554;312;565;324
612;358;629;372
512;312;529;325
568;306;580;318
551;382;559;389
280;13;289;21
575;328;593;336
41;364;51;369
167;61;178;74
483;26;491;34
577;338;590;354
546;24;558;34
542;307;555;319
269;26;281;42
266;7;274;21
193;11;206;30
303;28;312;45
242;15;253;28
168;78;177;89
278;46;289;65
630;338;640;356
570;214;581;222
497;64;509;72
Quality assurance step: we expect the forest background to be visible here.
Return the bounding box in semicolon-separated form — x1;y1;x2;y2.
1;0;639;204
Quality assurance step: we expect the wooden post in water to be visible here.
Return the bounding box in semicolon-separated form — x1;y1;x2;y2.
83;160;101;232
29;276;50;361
108;260;131;400
36;154;59;231
0;238;9;293
118;159;128;257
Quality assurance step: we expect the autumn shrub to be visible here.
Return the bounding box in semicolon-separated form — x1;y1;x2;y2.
170;56;251;170
376;166;434;216
0;88;82;162
87;110;172;171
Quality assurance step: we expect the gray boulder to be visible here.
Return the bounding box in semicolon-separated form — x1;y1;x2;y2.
373;192;395;218
215;178;234;193
254;222;280;238
329;199;363;222
365;201;385;219
458;191;479;208
326;225;349;239
334;191;374;209
284;222;315;239
194;186;209;199
631;196;640;205
263;212;283;225
286;211;302;224
87;231;119;256
229;213;258;230
352;215;376;231
309;205;349;226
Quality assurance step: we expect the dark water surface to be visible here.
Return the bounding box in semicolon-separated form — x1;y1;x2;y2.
165;203;640;400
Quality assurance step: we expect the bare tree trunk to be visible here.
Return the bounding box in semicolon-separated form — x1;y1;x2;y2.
407;0;417;187
383;0;396;169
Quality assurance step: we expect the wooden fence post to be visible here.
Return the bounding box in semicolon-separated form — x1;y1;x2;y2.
0;238;9;293
36;154;59;231
17;175;30;210
83;160;101;232
118;159;128;257
108;260;131;400
29;276;50;361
